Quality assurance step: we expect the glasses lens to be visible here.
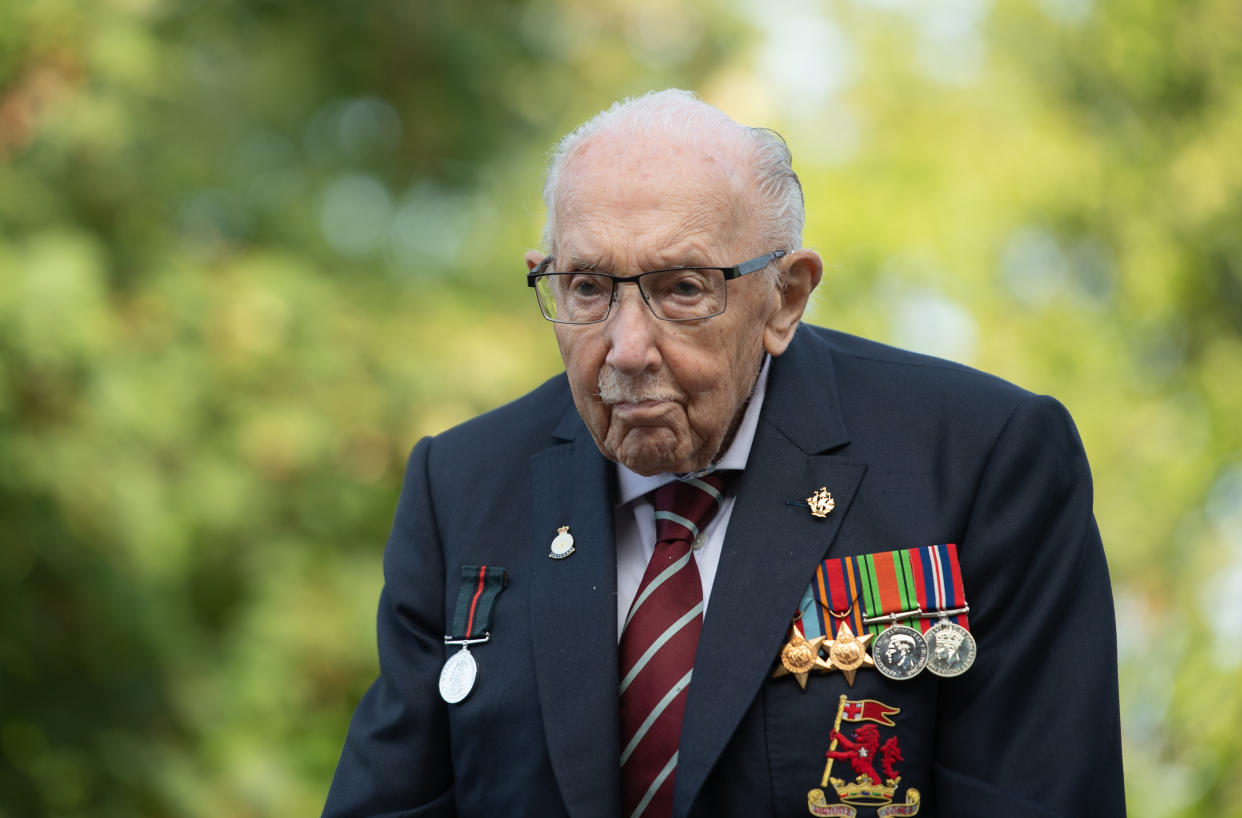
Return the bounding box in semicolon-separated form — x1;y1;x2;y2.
534;273;614;323
641;268;727;320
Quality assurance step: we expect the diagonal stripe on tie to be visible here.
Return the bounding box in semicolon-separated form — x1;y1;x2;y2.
619;603;703;694
629;750;679;818
620;669;694;765
653;510;702;540
681;476;723;504
623;549;694;632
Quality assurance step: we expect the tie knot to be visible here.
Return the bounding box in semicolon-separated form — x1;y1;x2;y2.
651;472;735;547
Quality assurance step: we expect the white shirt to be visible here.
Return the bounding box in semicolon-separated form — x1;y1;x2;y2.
613;357;771;637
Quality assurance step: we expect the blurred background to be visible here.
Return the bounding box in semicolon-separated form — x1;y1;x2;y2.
2;0;1239;815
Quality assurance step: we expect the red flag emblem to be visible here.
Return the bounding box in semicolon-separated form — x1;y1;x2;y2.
839;698;900;727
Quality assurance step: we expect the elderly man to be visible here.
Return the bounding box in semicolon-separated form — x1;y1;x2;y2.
324;90;1124;818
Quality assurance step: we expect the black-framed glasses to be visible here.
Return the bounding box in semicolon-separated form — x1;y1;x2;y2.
527;250;786;324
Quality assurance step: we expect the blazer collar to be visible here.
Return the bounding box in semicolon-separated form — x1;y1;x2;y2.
527;425;622;818
758;324;851;456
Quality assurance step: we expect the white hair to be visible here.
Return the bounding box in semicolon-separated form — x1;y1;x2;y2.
539;89;805;284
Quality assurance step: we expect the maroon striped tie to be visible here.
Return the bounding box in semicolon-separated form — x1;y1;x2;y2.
619;473;732;818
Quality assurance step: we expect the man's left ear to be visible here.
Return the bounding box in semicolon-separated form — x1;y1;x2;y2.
764;250;823;356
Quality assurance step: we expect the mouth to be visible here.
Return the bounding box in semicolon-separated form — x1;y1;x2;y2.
596;368;678;409
609;399;674;419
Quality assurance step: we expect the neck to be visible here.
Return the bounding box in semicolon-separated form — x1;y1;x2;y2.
674;352;767;479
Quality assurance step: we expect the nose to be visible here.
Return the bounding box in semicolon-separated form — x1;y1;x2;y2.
603;283;662;375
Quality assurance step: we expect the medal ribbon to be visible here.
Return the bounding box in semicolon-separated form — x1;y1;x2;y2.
908;543;969;631
449;565;508;639
809;556;866;638
855;550;920;635
796;585;823;641
803;544;969;636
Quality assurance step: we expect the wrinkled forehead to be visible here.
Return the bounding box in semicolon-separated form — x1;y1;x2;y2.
552;134;759;259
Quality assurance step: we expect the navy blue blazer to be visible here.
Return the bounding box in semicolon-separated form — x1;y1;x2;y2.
324;324;1125;818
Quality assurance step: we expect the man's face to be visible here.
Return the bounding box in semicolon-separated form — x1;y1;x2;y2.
887;637;911;664
935;633;962;660
533;136;789;475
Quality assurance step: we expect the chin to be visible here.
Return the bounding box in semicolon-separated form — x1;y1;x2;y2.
616;448;713;477
610;445;692;476
611;445;674;475
601;427;675;472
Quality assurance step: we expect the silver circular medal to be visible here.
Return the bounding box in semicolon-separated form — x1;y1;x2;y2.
873;625;928;680
925;621;976;677
439;647;478;703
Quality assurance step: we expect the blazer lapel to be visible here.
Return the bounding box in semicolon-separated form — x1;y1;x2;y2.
528;409;622;818
674;328;867;815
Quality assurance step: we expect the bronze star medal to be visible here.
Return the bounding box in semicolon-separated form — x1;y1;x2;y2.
825;622;875;686
773;622;831;690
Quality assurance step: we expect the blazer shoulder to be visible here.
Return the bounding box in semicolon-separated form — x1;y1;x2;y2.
786;325;1068;463
803;324;1037;411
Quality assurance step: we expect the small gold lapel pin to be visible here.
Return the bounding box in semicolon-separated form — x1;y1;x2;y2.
807;487;835;518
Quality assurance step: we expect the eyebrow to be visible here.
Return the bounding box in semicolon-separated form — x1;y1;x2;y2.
558;255;601;271
556;251;716;273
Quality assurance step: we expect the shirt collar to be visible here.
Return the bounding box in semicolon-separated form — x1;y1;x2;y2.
614;355;771;507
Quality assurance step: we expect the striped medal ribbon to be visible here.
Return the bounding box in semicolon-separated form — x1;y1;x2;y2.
909;544;976;677
440;565;507;704
855;550;928;681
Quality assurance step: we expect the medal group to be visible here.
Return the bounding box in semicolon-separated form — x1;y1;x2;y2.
775;543;976;689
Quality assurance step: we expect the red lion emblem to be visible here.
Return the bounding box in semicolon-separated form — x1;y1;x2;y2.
826;724;904;784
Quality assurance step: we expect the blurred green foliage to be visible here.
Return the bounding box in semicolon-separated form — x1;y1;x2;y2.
1;0;1239;815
